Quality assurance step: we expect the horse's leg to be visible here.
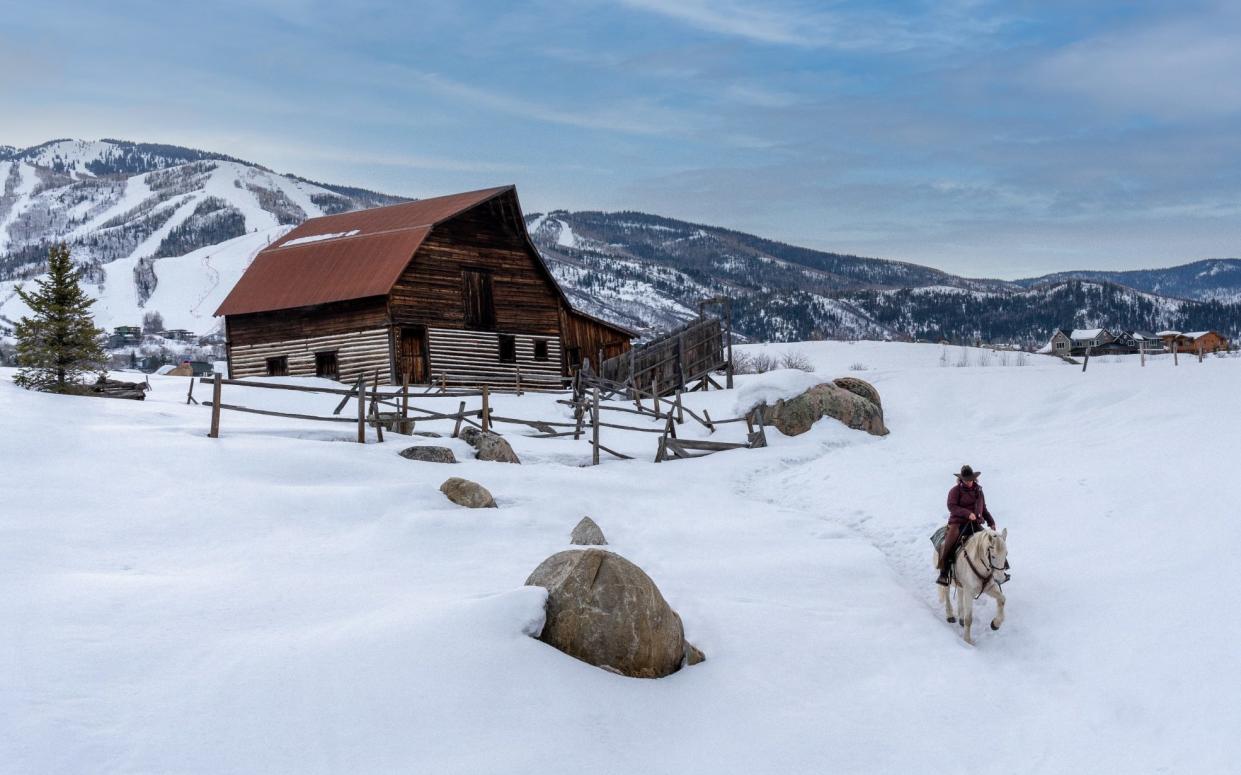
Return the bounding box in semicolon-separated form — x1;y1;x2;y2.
936;551;955;622
960;589;974;644
987;583;1006;630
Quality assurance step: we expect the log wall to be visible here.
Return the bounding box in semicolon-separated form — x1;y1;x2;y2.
427;327;562;388
229;328;391;384
560;308;632;373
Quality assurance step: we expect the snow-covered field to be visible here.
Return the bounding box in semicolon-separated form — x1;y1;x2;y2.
3;342;1238;773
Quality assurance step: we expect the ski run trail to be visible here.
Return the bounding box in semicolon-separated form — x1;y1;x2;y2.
2;341;1238;774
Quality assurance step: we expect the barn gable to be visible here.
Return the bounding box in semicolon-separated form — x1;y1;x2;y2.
215;185;633;387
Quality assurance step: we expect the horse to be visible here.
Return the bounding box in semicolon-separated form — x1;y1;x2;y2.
935;527;1008;645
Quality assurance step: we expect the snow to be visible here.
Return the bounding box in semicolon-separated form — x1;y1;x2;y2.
282;229;361;247
2;341;1240;772
0;227;287;333
1070;327;1104;339
555;218;578;248
731;368;830;414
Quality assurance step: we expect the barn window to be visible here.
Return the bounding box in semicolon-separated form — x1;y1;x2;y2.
533;339;549;361
566;346;582;369
462;270;496;330
265;356;288;377
315;351;338;380
498;334;517;363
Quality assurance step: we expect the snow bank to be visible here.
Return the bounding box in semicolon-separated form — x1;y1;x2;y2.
731;368;830;415
2;340;1238;773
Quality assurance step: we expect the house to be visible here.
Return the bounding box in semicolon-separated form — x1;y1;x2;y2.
214;186;634;387
163;328;196;342
1130;331;1164;353
1047;329;1073;356
1069;328;1114;354
1179;331;1229;354
108;325;142;348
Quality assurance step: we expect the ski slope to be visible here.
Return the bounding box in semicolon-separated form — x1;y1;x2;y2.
1;342;1238;773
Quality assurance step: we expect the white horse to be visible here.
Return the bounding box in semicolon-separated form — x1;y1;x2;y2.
935;527;1009;644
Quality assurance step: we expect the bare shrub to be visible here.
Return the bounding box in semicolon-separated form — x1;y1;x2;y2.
733;350;780;374
955;349;971;367
1016;352;1028;367
939;346;949;368
780;350;813;372
978;349;994;367
849;362;868;371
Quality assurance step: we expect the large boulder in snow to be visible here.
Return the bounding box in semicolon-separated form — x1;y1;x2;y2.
570;516;607;545
832;376;883;411
459;428;521;464
439;477;497;508
399;446;457;464
525;549;701;678
758;382;888;437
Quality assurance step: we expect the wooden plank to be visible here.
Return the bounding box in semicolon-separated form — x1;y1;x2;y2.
452;400;467;438
203;402;355;423
591;387;600;466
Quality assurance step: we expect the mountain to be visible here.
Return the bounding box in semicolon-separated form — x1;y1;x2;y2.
1015;259;1241;304
525;209;1241;343
3;138;1240;347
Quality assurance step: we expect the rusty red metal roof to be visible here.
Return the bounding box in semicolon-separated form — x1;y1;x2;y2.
215;186;514;316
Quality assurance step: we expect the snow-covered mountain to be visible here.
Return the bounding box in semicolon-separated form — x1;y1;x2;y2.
524;210;1241;342
3;138;1240;345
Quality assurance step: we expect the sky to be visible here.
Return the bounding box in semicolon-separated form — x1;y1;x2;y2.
2;0;1239;278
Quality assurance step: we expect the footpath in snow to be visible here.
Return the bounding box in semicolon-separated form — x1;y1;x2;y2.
2;342;1238;773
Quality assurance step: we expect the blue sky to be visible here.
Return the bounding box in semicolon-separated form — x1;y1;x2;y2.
3;0;1239;277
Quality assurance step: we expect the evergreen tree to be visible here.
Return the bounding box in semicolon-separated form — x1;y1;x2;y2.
13;243;107;393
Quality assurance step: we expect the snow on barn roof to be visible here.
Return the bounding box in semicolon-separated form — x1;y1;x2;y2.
215;186;525;316
1156;330;1181;336
1070;328;1104;339
1184;331;1213;339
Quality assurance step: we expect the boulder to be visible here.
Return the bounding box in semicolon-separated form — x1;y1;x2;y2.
684;641;707;666
832;376;883;411
399;446;457;464
525;549;697;678
570;516;607;545
459;428;521;464
413;431;442;438
439;477;497;508
758;382;888;437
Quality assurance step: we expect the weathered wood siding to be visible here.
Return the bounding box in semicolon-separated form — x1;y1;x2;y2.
229;328;391;383
389;196;561;336
427;327;561;388
226;297;389;346
560;308;632;374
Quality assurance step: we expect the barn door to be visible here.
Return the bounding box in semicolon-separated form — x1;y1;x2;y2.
399;327;428;384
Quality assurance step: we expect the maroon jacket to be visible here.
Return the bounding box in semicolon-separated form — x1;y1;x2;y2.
947;482;995;528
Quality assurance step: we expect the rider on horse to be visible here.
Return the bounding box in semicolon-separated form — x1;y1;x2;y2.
936;465;996;586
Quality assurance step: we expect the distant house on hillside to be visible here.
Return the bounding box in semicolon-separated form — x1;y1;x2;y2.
214;185;633;387
109;325;142;348
1047;329;1072;356
1130;331;1164;353
1173;330;1229;354
163;328;196;342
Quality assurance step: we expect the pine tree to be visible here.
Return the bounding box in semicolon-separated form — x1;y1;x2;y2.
13;243;108;393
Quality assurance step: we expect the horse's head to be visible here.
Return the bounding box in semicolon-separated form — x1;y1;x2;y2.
985;527;1009;571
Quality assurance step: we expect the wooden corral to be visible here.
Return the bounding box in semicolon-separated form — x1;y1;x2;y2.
216;186;633;389
598;315;727;398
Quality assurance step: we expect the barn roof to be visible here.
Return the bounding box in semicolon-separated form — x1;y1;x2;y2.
215;186;515;316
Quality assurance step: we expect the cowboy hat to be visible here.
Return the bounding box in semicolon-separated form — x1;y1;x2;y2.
955;464;980;481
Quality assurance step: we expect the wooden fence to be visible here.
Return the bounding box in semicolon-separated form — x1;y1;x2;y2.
197;367;764;465
595;315;729;399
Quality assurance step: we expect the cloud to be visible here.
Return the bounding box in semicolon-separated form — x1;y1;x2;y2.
612;0;1014;52
1031;6;1241;119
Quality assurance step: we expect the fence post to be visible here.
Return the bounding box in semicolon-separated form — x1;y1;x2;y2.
675;388;684;424
453;400;467;438
481;385;491;432
401;376;410;429
591;386;600;466
370;371;384;443
515;365;523;396
1198;345;1204;363
1081;349;1090;372
1174;347;1179;366
186;377;197;405
356;374;366;443
651;376;660;414
208;374;222;438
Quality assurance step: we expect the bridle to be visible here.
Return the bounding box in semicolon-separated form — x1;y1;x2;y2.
958;536;1010;599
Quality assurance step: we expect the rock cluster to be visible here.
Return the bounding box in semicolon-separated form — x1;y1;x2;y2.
460;428;521;464
439;477;497;508
399;446;457;464
525;544;704;678
569;516;607;545
755;378;887;437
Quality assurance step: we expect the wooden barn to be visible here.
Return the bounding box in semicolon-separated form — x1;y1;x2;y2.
214;186;633;388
